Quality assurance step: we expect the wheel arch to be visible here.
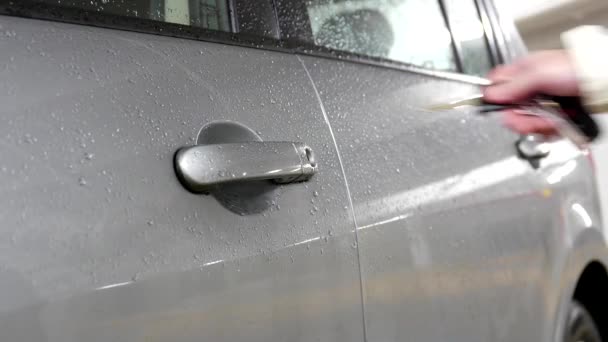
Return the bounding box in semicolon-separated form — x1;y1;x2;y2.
572;260;608;341
551;225;608;342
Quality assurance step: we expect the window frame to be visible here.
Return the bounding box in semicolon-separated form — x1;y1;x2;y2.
281;0;464;74
437;0;465;73
0;0;280;45
474;0;503;65
0;0;505;84
438;0;499;75
477;0;516;64
274;0;500;78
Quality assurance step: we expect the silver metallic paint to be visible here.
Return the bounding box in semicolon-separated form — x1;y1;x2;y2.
0;16;364;341
298;55;606;342
0;2;605;341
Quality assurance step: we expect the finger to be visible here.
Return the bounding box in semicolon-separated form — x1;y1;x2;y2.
486;63;521;83
484;72;541;104
528;116;559;136
502;110;533;133
502;110;558;136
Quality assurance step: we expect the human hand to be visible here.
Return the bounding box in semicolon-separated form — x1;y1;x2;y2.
484;50;580;135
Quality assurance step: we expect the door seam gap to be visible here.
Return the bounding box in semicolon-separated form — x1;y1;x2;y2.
297;55;368;342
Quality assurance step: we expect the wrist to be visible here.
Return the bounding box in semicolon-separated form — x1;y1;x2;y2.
562;26;608;113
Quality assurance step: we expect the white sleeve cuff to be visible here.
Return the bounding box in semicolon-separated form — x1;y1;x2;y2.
562;25;608;113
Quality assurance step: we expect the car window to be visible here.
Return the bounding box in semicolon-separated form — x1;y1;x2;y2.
15;0;231;31
443;0;493;76
304;0;458;72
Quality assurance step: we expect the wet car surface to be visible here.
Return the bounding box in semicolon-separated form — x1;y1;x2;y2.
0;0;607;341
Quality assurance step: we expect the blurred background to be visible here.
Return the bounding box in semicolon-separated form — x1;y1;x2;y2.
497;0;608;50
496;0;608;220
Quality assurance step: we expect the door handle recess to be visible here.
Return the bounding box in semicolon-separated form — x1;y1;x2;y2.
516;134;551;159
174;142;317;193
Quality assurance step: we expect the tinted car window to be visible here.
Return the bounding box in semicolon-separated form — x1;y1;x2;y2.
443;0;493;76
305;0;457;72
13;0;231;31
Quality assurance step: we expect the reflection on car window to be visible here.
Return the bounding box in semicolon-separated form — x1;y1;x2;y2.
315;9;394;58
23;0;231;31
443;0;493;76
307;0;457;72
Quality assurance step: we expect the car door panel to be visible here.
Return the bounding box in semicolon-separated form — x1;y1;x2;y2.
0;16;364;342
299;56;568;341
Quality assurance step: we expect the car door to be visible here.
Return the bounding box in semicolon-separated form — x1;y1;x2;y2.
0;2;365;341
275;0;589;341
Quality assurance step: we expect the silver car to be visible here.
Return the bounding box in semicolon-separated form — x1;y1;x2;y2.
0;0;606;341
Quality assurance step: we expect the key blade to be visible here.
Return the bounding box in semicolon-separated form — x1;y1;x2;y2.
427;94;485;111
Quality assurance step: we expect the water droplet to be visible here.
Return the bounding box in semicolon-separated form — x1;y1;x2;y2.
22;133;36;144
84;152;94;161
313;191;319;197
147;220;154;226
78;177;87;186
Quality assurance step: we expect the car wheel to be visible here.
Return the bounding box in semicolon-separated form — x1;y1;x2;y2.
564;300;602;342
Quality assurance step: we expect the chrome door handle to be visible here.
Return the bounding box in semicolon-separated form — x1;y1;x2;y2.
516;134;551;159
174;142;317;193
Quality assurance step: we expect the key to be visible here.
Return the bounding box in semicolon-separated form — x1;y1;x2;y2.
429;93;600;143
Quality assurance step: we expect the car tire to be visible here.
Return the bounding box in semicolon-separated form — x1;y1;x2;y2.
564;300;602;342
